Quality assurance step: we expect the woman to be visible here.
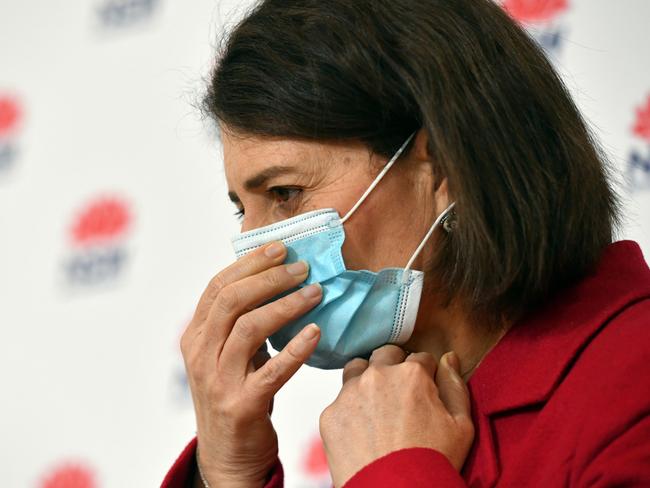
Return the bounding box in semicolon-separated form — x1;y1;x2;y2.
162;0;650;486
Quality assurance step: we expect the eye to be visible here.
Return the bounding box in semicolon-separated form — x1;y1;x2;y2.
268;186;301;202
267;186;303;204
233;207;245;221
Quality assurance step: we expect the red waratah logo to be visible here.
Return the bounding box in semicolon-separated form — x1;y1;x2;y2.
0;95;21;138
39;462;97;488
70;196;132;246
503;0;568;23
632;94;650;142
63;194;133;286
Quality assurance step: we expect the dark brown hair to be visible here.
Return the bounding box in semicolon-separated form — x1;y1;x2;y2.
202;0;619;328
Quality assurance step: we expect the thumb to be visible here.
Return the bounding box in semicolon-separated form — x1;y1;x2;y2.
249;344;275;415
436;351;472;422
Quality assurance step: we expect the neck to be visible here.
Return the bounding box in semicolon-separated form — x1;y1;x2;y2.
403;293;511;382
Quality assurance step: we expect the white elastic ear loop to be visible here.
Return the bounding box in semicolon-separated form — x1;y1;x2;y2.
340;131;416;224
401;201;456;284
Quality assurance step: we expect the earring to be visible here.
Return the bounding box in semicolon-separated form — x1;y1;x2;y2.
441;210;457;233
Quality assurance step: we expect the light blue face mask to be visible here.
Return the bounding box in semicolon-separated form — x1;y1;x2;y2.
231;132;456;369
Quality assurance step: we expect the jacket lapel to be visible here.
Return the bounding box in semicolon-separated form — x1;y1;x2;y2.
462;240;650;485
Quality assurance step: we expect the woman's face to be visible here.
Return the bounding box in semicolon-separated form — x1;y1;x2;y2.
222;127;443;273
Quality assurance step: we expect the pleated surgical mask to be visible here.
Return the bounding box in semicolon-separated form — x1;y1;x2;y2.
231;132;456;369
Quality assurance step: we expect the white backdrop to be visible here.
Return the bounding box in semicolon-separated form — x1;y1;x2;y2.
1;1;649;487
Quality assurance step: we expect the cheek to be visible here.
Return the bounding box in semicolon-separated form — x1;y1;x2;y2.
338;193;429;272
340;229;367;271
340;214;412;272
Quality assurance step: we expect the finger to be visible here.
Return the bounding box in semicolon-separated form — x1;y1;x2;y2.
404;351;438;378
342;358;369;384
368;344;408;366
190;241;287;327
221;282;323;373
249;323;321;401
204;260;311;357
436;351;471;421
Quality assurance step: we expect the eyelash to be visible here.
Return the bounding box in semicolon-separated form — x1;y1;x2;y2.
233;186;303;221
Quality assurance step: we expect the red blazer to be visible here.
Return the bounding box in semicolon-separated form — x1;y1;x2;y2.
162;240;650;487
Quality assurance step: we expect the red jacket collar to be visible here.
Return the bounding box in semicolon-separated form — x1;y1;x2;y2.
468;240;650;415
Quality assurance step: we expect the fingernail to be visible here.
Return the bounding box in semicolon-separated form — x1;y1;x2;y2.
301;323;320;341
264;241;285;258
286;260;308;276
300;283;322;299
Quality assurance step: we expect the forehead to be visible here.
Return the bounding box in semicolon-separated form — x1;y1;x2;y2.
221;127;373;187
222;130;315;179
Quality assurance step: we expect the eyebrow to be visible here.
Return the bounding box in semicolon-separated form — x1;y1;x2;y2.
228;165;301;203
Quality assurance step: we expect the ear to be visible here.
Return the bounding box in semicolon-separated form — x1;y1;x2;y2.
411;129;451;212
411;128;431;163
434;177;451;216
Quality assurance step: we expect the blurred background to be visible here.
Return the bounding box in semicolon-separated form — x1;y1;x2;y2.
0;0;649;486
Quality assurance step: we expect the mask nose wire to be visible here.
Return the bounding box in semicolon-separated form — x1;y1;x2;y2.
340;131;416;225
401;201;456;284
